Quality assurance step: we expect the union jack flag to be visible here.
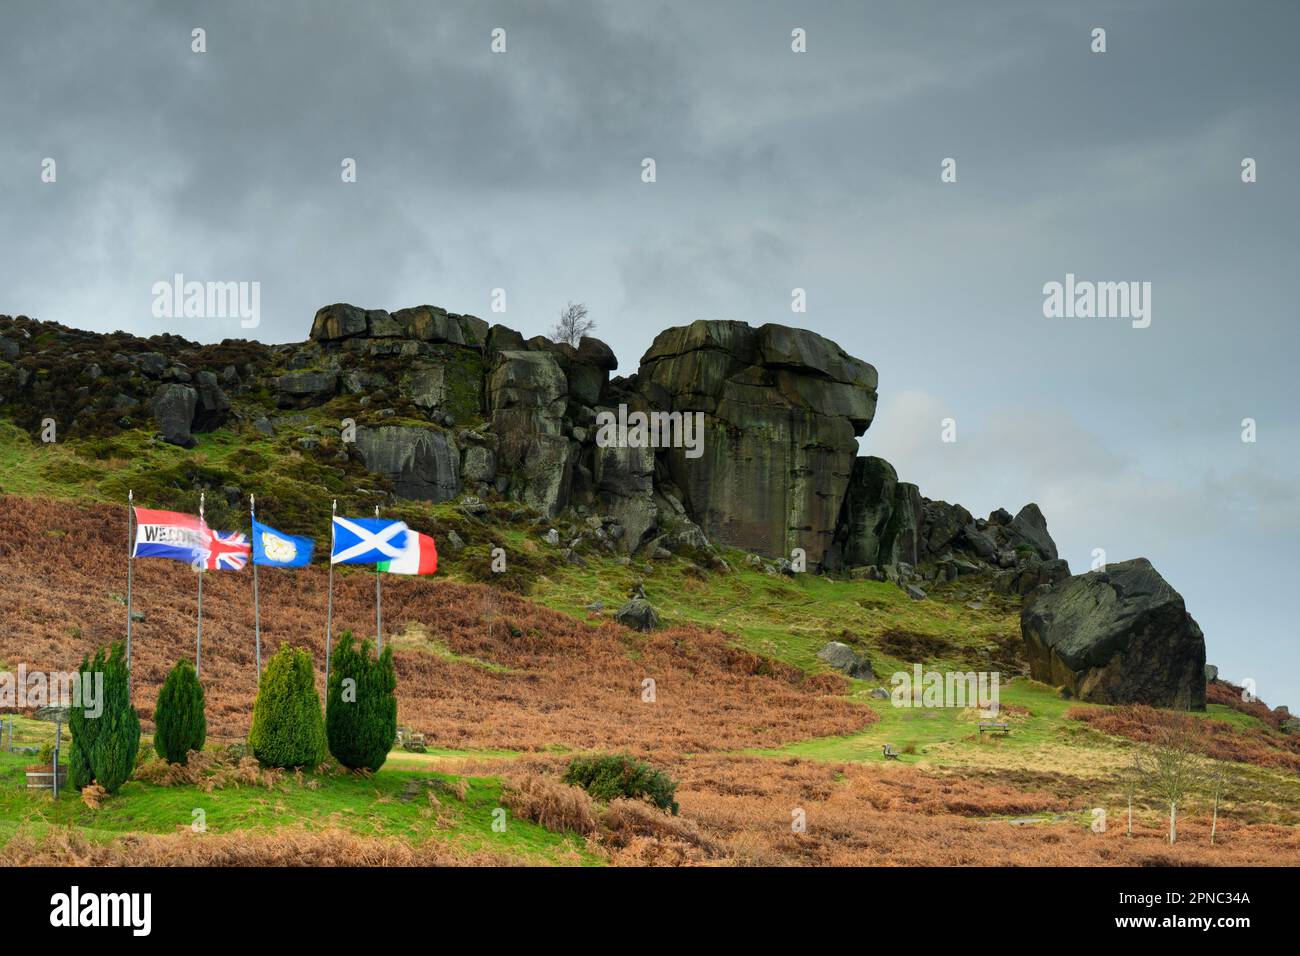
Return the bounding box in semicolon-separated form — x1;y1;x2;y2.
203;530;251;571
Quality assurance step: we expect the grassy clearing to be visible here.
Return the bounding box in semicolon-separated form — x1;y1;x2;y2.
0;743;597;865
752;679;1073;763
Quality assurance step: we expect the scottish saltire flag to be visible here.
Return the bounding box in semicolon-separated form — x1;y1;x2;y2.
203;530;251;571
132;508;206;564
330;517;409;565
251;520;314;568
378;531;438;576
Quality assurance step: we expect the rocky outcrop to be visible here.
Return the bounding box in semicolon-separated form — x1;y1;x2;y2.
636;320;877;566
0;305;1062;578
1020;558;1206;709
1006;503;1057;560
826;451;1064;596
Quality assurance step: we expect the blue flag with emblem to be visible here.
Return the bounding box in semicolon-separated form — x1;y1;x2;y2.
330;516;409;565
251;519;315;568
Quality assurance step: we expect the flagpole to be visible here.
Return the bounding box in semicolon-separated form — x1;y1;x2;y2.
196;492;205;679
375;504;383;655
324;498;336;713
251;494;261;679
126;489;134;682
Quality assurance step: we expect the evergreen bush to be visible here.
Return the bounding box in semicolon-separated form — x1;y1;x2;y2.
153;658;206;764
325;632;398;772
563;754;679;814
67;642;140;794
247;645;326;769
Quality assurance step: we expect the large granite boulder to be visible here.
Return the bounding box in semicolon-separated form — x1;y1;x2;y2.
1020;558;1206;709
353;425;460;502
393;306;466;346
311;303;378;341
485;324;527;364
636;321;876;566
151;383;197;448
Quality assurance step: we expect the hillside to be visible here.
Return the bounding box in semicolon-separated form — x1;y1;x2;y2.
3;487;1299;865
1;309;1298;866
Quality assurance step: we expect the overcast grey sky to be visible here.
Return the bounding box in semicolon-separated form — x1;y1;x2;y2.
2;1;1297;706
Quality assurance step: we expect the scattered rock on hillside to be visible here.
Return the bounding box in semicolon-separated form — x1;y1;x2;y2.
615;597;659;631
1205;664;1218;682
817;641;875;679
1020;558;1206;709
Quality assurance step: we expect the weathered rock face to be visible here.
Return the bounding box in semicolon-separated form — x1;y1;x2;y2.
275;369;338;408
593;441;658;554
829;457;922;569
353;425;460;503
399;364;447;412
488;350;575;516
1020;558;1206;709
831;456;897;567
637;320;877;566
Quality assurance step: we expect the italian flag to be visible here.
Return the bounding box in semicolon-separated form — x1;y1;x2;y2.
378;530;438;575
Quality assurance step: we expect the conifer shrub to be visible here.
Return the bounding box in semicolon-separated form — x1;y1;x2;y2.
325;632;398;772
153;659;207;764
247;645;325;769
67;642;140;794
563;754;679;814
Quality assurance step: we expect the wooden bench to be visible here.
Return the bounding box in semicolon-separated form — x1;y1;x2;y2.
978;722;1010;736
882;744;901;760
